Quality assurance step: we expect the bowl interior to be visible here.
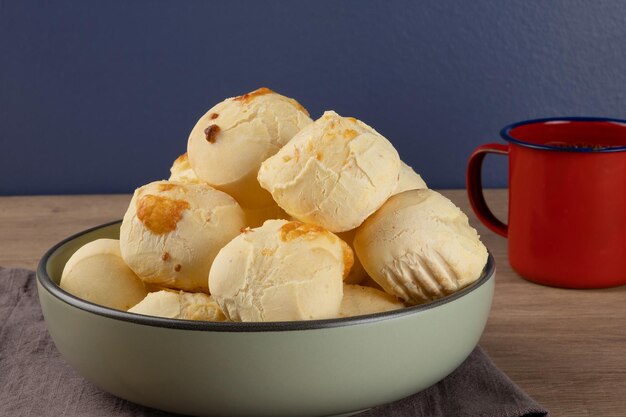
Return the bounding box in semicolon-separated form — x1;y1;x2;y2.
39;220;495;332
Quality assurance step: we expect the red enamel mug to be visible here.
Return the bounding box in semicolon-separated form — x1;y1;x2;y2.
467;117;626;288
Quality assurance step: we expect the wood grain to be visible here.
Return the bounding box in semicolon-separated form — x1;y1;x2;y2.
1;190;624;416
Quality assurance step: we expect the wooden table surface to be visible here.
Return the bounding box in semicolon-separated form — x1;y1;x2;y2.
1;190;624;417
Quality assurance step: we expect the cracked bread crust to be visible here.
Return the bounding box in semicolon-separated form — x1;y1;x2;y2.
209;220;349;322
120;180;245;293
258;110;401;232
187;88;313;208
354;189;488;305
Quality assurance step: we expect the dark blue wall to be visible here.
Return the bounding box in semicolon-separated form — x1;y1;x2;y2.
2;0;625;195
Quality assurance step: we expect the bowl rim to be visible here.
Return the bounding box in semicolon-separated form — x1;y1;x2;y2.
38;220;495;332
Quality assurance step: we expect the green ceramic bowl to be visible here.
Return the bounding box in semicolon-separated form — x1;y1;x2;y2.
37;221;495;417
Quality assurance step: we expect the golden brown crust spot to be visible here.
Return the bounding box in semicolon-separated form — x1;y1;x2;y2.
343;129;358;140
279;221;335;242
174;264;182;272
161;252;170;261
174;153;188;164
339;240;355;279
240;226;252;234
233;87;274;103
209;112;219;120
346;117;357;123
137;194;190;235
158;183;178;192
204;125;221;143
316;152;323;161
260;248;276;256
282;155;292;162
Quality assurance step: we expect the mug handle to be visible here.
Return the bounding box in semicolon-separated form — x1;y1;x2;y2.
466;143;509;237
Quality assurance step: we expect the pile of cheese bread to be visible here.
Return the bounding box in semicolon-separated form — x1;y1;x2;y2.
60;88;488;322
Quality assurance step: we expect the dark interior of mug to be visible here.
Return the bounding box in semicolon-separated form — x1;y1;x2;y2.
504;118;626;150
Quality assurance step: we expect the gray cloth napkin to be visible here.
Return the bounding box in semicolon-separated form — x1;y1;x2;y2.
0;267;548;417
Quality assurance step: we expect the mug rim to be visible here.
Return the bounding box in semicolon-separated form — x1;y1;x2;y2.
500;117;626;153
